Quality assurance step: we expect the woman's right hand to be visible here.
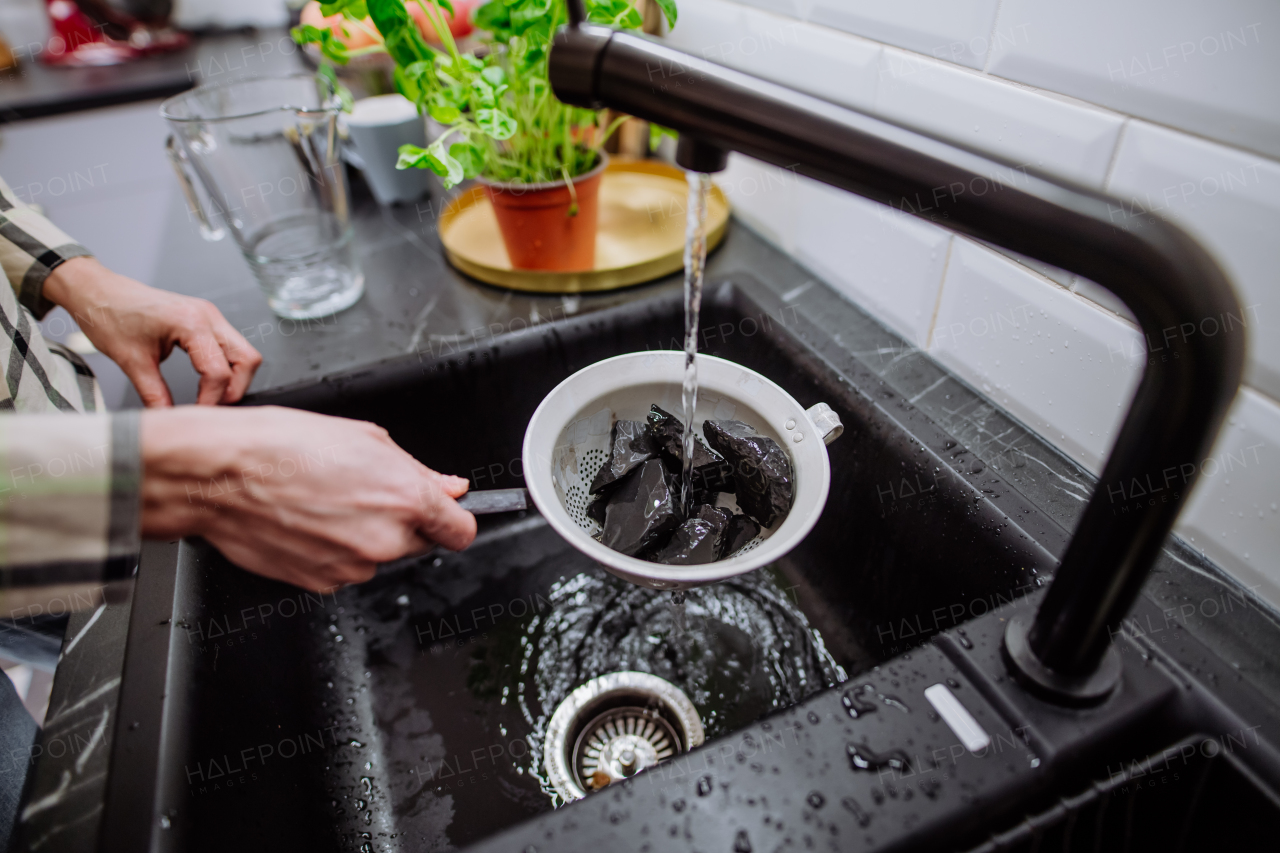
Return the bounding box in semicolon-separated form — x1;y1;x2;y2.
140;405;477;592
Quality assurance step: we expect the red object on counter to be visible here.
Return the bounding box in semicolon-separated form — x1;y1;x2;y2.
41;0;188;67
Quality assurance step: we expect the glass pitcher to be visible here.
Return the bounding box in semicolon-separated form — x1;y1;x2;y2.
162;75;364;320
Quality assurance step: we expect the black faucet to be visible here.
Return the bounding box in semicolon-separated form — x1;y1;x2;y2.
549;2;1245;704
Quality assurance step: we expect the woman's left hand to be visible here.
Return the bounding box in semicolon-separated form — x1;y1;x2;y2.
42;256;263;407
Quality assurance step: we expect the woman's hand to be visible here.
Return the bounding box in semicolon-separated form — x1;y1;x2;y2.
42;257;262;407
140;405;477;591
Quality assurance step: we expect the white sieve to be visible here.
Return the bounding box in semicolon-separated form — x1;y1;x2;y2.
516;351;842;590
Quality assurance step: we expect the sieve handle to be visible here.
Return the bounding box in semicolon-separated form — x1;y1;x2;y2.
456;488;531;514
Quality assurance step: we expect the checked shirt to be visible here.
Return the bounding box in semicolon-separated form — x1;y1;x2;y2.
0;176;139;578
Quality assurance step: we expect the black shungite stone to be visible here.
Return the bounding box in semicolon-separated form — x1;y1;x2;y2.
647;405;735;500
718;514;761;559
590;420;659;493
585;492;608;525
693;504;732;528
648;405;717;466
653;511;728;565
600;459;680;557
703;419;794;528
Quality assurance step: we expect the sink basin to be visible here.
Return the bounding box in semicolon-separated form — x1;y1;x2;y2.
81;276;1280;852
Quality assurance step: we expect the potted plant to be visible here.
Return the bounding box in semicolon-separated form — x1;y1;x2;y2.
294;0;678;271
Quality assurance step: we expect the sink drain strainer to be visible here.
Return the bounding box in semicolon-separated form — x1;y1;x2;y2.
545;672;704;802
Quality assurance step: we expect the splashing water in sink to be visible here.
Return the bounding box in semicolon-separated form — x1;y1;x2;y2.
513;569;847;804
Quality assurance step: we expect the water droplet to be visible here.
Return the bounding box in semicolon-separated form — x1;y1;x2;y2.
396;594;410;606
806;791;825;809
350;740;364;748
946;678;960;689
880;694;911;714
159;815;171;829
696;775;713;796
956;630;974;650
354;799;367;810
841;685;877;719
846;742;910;773
733;829;752;853
807;711;820;725
841;796;872;827
672;798;686;812
361;776;373;795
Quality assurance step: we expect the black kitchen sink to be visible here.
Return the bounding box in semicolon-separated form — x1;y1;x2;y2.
76;276;1280;852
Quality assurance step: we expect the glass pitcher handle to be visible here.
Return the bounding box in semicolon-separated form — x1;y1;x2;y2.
164;135;226;242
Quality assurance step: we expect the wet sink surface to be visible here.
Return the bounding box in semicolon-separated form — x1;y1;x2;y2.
152;278;1063;851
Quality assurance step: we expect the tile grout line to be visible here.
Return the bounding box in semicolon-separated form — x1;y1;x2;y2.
924;235;955;350
1101;118;1131;191
716;0;1280;168
981;0;1007;75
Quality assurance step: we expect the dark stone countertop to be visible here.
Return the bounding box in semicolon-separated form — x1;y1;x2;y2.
15;172;1280;851
0;27;305;123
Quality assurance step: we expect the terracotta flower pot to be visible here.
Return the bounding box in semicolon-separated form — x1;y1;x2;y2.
480;155;608;271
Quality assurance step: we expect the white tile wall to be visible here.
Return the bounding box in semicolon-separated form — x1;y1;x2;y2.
792;174;950;348
875;48;1125;189
1180;389;1280;605
1106;121;1280;401
664;0;880;114
805;0;1001;71
987;0;1280;160
674;0;1280;607
928;239;1143;473
715;154;799;255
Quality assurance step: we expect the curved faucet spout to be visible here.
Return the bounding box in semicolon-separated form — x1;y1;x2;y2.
548;14;1245;702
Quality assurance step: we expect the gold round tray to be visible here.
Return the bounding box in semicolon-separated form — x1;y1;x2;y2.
437;158;730;293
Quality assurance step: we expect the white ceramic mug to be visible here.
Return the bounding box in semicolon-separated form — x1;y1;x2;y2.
343;94;434;205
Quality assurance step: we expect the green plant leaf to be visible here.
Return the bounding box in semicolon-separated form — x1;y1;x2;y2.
397;144;430;169
399;140;464;187
480;65;506;88
403;59;433;79
473;0;512;40
320;0;369;18
392;64;422;102
291;24;325;45
470;77;496;107
652;0;677;28
320;31;353;64
449;141;485;178
433;0;456;17
427;100;461;123
511;0;553;32
476;108;517;140
430;144;465;186
369;0;434;65
649;123;677;152
586;0;642;29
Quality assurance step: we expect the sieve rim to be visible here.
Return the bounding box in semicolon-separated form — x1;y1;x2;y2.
522;351;831;589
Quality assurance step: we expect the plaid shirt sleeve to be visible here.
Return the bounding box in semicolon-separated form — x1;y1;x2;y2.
0;412;140;576
0;176;93;320
0;175;140;577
